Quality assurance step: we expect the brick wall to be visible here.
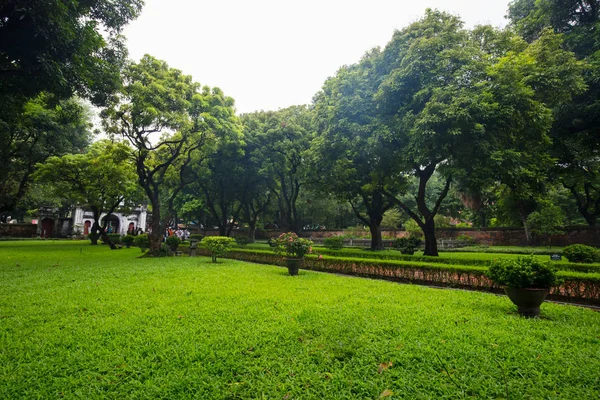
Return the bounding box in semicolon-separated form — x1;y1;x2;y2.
0;224;38;238
202;226;600;247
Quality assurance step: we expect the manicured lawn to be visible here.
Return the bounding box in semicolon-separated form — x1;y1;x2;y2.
1;241;600;399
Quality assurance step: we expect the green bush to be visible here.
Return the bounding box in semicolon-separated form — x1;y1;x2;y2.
134;234;150;252
204;236;236;262
268;237;278;247
189;234;204;242
235;237;250;246
324;236;344;250
402;220;423;238
393;236;422;255
486;256;560;289
101;233;122;245
562;244;600;263
165;235;181;250
121;234;135;247
456;234;475;244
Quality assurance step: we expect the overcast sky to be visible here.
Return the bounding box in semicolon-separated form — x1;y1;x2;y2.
123;0;511;114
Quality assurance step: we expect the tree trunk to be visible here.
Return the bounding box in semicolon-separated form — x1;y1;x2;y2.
149;201;163;252
422;218;439;256
247;220;257;243
517;205;533;245
368;221;384;250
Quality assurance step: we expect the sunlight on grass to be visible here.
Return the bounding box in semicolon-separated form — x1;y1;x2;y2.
1;241;599;398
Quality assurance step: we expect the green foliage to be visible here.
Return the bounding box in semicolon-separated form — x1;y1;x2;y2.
165;235;181;250
101;234;121;245
403;220;423;238
342;225;370;239
134;234;150;252
563;244;600;263
121;235;134;246
392;236;423;255
204;236;235;262
272;232;313;258
235;237;250;246
189;234;204;242
487;256;560;289
0;0;144;119
527;203;566;246
323;237;344;250
456;234;475;244
1;95;92;216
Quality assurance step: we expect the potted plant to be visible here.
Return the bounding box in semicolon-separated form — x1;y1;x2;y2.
121;234;135;248
165;235;181;252
204;236;235;263
273;232;313;275
486;256;561;317
392;235;422;255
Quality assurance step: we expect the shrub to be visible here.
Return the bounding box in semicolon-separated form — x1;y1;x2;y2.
204;236;236;262
165;235;181;250
486;256;560;289
403;220;423;238
324;236;344;250
101;233;122;245
268;237;278;247
273;232;313;258
235;237;250;246
563;244;600;263
134;234;150;252
393;236;422;255
456;234;475;244
189;234;204;242
121;234;135;247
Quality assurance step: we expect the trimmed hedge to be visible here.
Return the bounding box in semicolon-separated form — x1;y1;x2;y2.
194;248;600;305
315;247;600;274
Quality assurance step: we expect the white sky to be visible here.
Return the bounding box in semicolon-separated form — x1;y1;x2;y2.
123;0;510;114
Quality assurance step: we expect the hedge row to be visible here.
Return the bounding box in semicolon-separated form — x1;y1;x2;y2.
194;248;600;305
315;247;600;274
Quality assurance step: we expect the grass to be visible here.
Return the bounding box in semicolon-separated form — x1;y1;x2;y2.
1;241;600;399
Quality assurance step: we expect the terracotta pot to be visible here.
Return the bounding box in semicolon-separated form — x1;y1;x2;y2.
504;287;549;317
285;258;303;276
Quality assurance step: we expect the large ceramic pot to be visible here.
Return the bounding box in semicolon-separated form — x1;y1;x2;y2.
504;287;549;317
285;258;303;276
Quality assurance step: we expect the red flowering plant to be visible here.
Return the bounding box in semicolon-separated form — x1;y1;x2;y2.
273;232;313;259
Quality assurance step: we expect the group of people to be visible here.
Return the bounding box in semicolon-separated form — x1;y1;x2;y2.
165;227;190;241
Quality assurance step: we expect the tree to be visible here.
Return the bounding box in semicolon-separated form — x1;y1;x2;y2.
508;0;600;225
34;140;139;247
527;202;566;247
238;113;275;242
375;10;488;256
182;114;245;237
0;0;143;119
0;94;92;220
312;50;400;250
244;106;313;233
102;55;238;253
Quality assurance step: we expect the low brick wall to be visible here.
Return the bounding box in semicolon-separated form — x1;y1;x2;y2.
0;223;37;238
200;226;600;247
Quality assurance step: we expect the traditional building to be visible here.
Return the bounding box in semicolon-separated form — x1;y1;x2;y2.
37;206;148;238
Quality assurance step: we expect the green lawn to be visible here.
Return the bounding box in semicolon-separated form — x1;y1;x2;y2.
1;241;600;399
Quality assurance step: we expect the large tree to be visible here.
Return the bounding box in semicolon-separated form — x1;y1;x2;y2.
243;106;313;233
0;0;143;117
0;94;92;220
375;10;488;255
312;50;398;250
508;0;600;225
34;139;139;247
102;55;237;253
